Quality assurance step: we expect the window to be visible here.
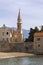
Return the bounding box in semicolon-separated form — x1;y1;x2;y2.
18;25;19;28
37;38;40;41
6;32;9;35
38;44;40;47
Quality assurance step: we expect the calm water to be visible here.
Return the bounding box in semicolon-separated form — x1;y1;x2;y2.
0;55;43;65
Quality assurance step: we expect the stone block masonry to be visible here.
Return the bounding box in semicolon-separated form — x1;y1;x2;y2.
0;41;33;53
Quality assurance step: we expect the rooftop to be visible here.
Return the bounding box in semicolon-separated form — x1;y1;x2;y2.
34;32;43;37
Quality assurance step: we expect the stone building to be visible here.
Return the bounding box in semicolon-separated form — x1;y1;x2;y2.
34;32;43;54
0;9;24;43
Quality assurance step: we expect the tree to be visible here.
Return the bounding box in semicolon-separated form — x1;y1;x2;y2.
25;27;39;42
28;28;34;42
40;26;43;31
34;27;39;32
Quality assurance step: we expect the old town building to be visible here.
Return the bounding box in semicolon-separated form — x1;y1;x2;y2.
0;9;24;43
34;32;43;54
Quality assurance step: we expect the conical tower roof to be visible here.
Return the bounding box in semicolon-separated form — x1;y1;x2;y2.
17;9;22;22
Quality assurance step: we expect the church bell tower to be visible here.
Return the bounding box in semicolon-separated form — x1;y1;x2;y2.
17;9;22;34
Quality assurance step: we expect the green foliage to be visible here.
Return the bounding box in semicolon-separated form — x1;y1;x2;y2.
25;27;39;42
40;26;43;31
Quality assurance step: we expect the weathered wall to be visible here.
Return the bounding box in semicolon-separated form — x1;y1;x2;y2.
34;36;43;54
0;41;33;53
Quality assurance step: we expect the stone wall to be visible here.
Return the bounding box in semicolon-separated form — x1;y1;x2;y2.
0;41;33;53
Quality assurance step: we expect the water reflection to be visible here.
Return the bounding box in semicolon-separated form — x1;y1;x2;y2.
0;55;43;65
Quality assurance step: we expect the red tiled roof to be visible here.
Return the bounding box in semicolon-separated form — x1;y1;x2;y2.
34;32;43;37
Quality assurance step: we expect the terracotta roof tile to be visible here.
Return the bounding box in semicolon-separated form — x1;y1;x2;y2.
34;32;43;37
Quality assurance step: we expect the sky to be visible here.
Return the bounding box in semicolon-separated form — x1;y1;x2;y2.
0;0;43;30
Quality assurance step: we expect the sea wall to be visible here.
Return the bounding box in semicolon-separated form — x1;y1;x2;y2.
0;41;33;53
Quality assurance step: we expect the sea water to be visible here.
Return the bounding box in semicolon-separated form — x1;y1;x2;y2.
0;55;43;65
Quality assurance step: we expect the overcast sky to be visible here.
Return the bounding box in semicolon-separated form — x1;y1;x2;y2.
0;0;43;30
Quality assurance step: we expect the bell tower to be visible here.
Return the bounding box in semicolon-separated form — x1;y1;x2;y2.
17;9;24;42
17;9;22;34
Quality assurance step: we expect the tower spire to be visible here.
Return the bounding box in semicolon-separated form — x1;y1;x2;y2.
17;9;22;22
17;9;24;42
17;9;22;33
